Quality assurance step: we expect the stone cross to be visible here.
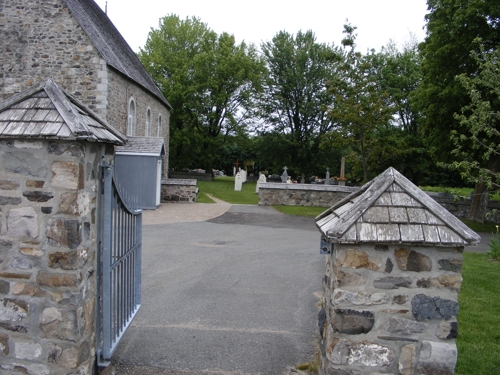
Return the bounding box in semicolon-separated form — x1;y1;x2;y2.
281;166;288;183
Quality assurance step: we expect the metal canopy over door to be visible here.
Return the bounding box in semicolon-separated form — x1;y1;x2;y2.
96;163;142;367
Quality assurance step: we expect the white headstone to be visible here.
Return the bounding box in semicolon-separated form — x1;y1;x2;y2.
281;166;288;183
256;173;267;193
234;172;243;191
241;169;247;183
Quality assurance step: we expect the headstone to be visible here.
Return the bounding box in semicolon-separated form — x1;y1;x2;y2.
339;157;346;186
256;173;267;193
325;167;330;185
233;166;236;177
240;168;247;183
280;166;288;183
234;172;242;191
300;174;305;184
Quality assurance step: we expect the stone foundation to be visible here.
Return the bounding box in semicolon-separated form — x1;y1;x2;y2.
319;243;462;375
161;179;198;203
0;139;112;374
258;183;357;206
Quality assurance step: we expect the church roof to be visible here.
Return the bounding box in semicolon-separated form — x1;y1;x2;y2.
0;79;126;145
316;167;480;247
65;0;171;109
115;136;165;156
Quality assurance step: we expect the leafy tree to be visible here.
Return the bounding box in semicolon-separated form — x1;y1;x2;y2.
326;25;394;182
138;15;265;172
258;30;340;177
415;0;500;219
444;47;500;221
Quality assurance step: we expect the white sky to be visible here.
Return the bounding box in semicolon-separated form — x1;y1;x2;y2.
94;0;429;53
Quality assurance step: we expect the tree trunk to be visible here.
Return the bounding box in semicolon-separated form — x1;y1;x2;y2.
469;182;489;223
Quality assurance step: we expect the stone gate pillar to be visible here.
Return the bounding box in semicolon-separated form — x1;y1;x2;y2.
316;167;480;375
0;80;126;374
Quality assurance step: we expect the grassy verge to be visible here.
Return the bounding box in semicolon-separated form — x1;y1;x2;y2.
459;218;497;233
456;253;500;375
197;177;258;205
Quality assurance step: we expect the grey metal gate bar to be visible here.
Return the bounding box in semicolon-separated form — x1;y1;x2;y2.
97;164;142;367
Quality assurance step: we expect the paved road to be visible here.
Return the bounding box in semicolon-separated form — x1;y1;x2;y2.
110;203;323;375
107;200;490;375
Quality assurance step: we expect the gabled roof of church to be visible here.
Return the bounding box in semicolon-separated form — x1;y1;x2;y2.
316;167;480;246
0;79;126;145
115;136;165;156
65;0;172;109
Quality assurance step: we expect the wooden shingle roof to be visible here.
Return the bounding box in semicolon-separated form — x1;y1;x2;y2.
0;79;126;145
316;167;480;246
115;136;165;156
65;0;171;109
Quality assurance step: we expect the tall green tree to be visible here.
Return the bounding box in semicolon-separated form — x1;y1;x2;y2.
138;15;265;172
326;25;394;182
258;30;340;177
415;0;500;219
444;47;500;221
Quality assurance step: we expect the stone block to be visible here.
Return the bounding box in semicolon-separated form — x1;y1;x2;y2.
40;307;79;341
51;162;83;190
385;257;393;273
7;206;39;238
336;249;381;270
48;142;83;157
11;283;46;297
336;271;366;287
46;218;81;249
50;290;80;306
436;320;458;339
26;180;45;188
417;341;457;375
333;289;389;306
0;239;13;251
0;322;28;333
327;338;394;366
411;294;458;321
395;248;432;272
392;294;409;305
0;333;8;355
48;341;89;368
373;276;412;289
0;196;22;205
0;299;28;322
48;251;78;270
416;275;462;291
19;246;44;257
3;151;48;177
41;207;52;214
11;256;33;270
14;341;42;360
438;259;462;272
385;317;426;334
331;309;374;334
37;272;79;288
398;344;415;375
0;180;20;190
22;191;54;202
0;280;9;295
58;192;78;215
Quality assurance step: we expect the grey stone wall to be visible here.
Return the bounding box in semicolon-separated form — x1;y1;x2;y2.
0;0;171;176
0;0;104;113
319;243;462;375
258;183;358;207
0;139;112;374
161;179;198;203
107;69;170;176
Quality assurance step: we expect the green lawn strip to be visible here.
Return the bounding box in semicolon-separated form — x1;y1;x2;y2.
272;205;329;217
420;185;500;201
196;191;216;203
197;177;258;205
455;253;500;375
459;218;497;233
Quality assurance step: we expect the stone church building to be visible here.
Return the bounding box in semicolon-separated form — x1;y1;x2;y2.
0;0;172;174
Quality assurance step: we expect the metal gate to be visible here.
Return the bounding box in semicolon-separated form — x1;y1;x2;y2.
96;163;142;367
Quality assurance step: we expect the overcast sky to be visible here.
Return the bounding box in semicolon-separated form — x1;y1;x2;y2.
94;0;429;53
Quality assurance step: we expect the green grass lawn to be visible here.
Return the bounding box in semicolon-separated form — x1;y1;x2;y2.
456;253;500;375
420;185;500;201
197;176;258;204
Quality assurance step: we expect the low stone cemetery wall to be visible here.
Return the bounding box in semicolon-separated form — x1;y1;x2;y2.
161;179;198;203
258;183;358;207
169;172;212;181
0;140;112;374
319;243;462;374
